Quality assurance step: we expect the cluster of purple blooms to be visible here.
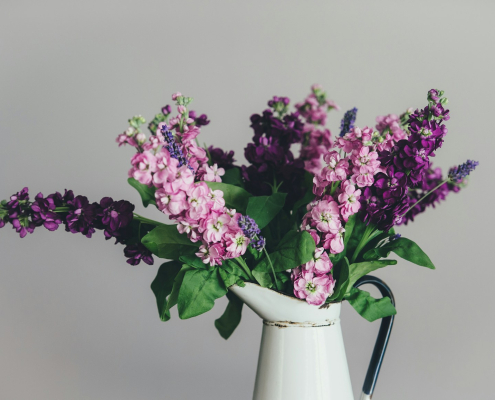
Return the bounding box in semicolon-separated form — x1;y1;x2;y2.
237;215;266;251
0;188;153;266
339;107;358;137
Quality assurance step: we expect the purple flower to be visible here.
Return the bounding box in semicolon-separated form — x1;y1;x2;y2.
208;146;236;170
159;124;193;171
161;105;172;116
48;190;75;207
448;160;479;183
31;192;62;231
124;243;154;266
99;197;135;239
340;107;358;137
238;215;265;251
189;110;210;127
65;196;101;238
373;165;408;204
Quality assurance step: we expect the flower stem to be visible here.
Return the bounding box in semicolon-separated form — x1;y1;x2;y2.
400;179;448;217
235;257;254;281
351;224;379;263
54;207;70;213
133;213;167;227
262;247;279;289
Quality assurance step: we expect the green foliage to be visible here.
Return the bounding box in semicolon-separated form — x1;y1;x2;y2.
246;193;287;230
292;172;315;212
360;229;395;261
142;225;199;260
363;237;435;269
345;215;368;258
218;260;250;288
221;168;244;188
127;178;156;208
328;257;350;302
346;260;397;295
179;254;208;270
205;182;251;213
345;287;397;322
253;231;315;287
177;268;227;319
151;263;191;321
215;292;244;340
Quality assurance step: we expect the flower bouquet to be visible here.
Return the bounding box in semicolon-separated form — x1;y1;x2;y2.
0;86;478;340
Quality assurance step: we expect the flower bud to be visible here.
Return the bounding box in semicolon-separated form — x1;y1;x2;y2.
172;92;182;101
136;132;146;145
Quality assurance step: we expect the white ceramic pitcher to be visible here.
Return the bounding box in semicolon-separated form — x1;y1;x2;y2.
229;275;394;400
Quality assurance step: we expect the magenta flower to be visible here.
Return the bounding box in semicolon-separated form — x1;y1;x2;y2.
129;151;157;186
292;268;335;306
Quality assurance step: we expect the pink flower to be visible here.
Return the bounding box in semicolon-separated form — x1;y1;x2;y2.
129;151;157;186
196;243;225;266
152;150;179;188
202;212;232;243
310;199;341;233
172;92;182;101
338;181;362;221
304;247;333;275
322;226;345;254
351;171;375;187
207;189;226;211
176;218;200;242
351;146;380;173
186;182;211;220
155;187;188;216
162;165;194;193
199;164;225;182
292;269;336;306
321;151;349;182
116;133;138;148
225;230;250;258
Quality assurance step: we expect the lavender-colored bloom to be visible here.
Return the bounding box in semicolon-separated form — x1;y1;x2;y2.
389;233;401;241
124;243;154;266
159;124;193;171
339;107;358;137
448;160;479;183
238;215;265;251
161;105;172;116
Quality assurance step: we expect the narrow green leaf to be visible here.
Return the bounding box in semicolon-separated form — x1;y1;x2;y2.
177;268;227;319
179;254;208;269
252;269;273;288
343;214;356;249
142;225;199;260
246;193;287;229
292;172;315;212
346;259;397;294
345;287;397;322
364;237;435;269
254;230;316;274
205;182;252;213
127;178;156;207
215;292;244;340
218;260;249;288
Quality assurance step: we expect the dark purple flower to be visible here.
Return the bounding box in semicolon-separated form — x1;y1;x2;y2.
373;166;408;204
189;110;210;127
124;243;154;266
99;197;135;238
208;146;236;170
161;105;172;116
340;107;358;137
65;195;101;238
31;192;62;231
47;189;74;207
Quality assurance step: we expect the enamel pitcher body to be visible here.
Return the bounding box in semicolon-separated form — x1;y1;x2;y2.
229;276;394;400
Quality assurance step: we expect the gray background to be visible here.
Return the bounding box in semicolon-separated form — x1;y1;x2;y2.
1;1;494;399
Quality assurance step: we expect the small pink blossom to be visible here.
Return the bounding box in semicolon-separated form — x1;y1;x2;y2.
310;199;341;233
322;226;345;254
292;269;336;306
321;151;349;182
172;92;182;101
199;164;225;182
338;181;362;221
196;243;225;266
153;150;179;188
202;212;231;243
225;231;250;258
129;151;157;186
304;247;333;275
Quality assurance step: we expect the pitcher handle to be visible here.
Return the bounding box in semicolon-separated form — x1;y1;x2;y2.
354;275;395;400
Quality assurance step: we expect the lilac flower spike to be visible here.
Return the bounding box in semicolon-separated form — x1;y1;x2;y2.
237;215;265;251
448;160;479;183
339;107;358;137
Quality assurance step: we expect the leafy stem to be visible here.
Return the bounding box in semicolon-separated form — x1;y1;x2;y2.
351;223;380;263
133;213;167;227
400;179;448;217
262;247;279;289
235;257;254;281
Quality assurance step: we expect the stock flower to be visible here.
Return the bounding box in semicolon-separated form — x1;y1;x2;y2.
208;146;236;170
292;268;336;306
124;243;154;266
338;181;362;221
304;247;333;275
65;195;101;238
129;151;157;186
99;197;134;238
31;192;62;231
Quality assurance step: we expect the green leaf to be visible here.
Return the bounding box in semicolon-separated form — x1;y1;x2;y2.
177;268;228;319
361;229;395;261
252;269;274;288
150;263;191;321
363;238;435;269
345;287;397;322
179;254;208;269
328;257;350;301
246;193;287;229
205;182;252;213
218;260;249;287
292;172;315;212
254;230;316;274
127;178;156;207
345;216;368;257
214;292;244;340
222;168;244;187
142;225;199;260
346;260;397;295
343;214;357;249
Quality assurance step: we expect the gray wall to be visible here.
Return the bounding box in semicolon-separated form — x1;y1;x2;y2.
1;1;494;399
